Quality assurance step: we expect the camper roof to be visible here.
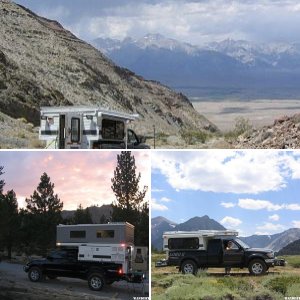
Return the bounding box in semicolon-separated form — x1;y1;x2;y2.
57;222;134;229
163;230;238;238
40;106;139;121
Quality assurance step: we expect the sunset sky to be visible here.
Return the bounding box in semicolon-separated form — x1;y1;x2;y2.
0;151;150;210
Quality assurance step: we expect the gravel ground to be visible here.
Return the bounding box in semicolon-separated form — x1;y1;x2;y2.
0;261;149;300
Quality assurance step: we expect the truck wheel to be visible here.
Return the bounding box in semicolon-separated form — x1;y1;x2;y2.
181;260;198;275
28;267;43;282
248;259;267;275
88;273;105;291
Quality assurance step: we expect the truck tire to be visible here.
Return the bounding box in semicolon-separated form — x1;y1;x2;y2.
28;266;43;282
88;273;105;291
248;259;267;275
181;260;198;275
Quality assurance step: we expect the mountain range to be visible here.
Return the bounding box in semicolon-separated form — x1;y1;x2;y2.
151;215;300;252
151;215;225;250
93;34;300;99
0;2;216;148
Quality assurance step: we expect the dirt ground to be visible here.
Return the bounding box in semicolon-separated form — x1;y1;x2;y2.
0;261;149;300
192;99;300;131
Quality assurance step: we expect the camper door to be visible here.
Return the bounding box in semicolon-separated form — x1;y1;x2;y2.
65;113;82;149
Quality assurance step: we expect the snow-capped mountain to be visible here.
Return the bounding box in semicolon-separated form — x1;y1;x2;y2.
92;34;300;99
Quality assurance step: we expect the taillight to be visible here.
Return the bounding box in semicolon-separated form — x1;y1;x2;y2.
118;268;123;275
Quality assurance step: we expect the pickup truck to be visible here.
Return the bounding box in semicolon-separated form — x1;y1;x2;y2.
158;237;283;275
24;248;143;291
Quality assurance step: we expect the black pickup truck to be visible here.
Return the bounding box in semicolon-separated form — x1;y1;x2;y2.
24;248;141;291
158;237;284;275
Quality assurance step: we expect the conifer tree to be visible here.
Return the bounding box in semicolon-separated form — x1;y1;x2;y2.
0;190;19;259
0;166;5;194
111;151;148;246
111;151;147;211
73;204;93;224
25;172;63;254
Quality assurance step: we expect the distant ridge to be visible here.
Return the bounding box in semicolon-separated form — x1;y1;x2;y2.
151;215;225;250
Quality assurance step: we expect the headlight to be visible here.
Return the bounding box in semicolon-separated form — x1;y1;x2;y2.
266;252;274;258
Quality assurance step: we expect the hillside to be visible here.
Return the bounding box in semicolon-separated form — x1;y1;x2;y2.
240;228;300;252
277;239;300;255
151;215;225;250
61;204;112;224
0;1;217;148
233;113;300;149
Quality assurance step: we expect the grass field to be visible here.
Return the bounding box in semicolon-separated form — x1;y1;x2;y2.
152;253;300;300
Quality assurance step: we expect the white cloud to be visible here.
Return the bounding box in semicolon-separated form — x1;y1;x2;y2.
269;214;280;221
161;197;172;203
256;222;286;232
221;202;235;208
151;198;168;211
292;221;300;228
152;188;164;193
151;151;296;194
220;216;242;228
285;204;300;210
238;199;283;211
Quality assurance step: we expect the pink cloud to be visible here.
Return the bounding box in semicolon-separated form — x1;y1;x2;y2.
0;151;150;210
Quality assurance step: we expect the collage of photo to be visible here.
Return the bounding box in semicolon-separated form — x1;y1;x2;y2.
1;1;300;300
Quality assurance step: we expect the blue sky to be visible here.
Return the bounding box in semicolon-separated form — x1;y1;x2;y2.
151;150;300;237
14;0;300;45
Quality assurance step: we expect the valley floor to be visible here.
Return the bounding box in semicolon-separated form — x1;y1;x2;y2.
192;99;300;132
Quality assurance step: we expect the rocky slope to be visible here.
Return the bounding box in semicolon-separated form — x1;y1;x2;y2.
0;0;216;146
241;228;300;252
233;113;300;149
277;238;300;255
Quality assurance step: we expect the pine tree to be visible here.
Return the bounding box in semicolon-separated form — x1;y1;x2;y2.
111;151;148;246
73;204;93;224
111;151;147;211
0;166;5;194
25;172;63;254
0;190;19;259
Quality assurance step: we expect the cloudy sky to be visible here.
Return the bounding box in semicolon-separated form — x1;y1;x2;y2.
152;150;300;236
0;151;150;210
15;0;300;45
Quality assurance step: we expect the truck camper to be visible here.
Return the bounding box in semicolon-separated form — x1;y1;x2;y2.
24;223;148;291
39;106;150;149
156;229;285;275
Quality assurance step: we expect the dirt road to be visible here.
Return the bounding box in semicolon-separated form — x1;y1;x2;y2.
0;262;149;300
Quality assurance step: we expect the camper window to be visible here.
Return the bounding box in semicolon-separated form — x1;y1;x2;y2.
96;230;114;238
168;237;199;250
102;119;124;140
70;230;86;238
71;118;80;142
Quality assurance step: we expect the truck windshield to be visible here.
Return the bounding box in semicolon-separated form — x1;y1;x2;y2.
235;238;250;249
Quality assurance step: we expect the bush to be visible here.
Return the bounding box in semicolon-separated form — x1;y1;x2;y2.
180;129;208;145
225;117;253;140
264;275;300;295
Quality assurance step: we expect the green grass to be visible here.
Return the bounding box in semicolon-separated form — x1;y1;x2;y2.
281;255;300;268
152;253;300;300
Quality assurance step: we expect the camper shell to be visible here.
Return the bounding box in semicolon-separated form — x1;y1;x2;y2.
39;106;149;149
156;229;284;275
56;222;134;246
